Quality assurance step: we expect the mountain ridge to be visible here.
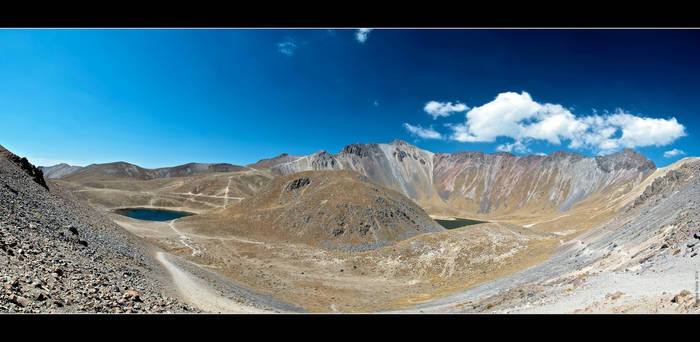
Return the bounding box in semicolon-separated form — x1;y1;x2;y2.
40;161;247;180
40;140;660;218
246;140;657;217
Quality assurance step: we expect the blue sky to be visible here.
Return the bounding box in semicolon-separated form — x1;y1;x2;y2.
0;29;698;168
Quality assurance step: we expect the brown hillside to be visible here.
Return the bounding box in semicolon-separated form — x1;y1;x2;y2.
177;170;445;251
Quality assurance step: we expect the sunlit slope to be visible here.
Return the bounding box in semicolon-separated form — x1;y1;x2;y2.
251;140;656;220
177;170;445;251
54;167;275;214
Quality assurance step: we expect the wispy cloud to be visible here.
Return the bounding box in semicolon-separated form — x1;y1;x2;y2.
664;148;686;158
403;123;443;140
445;91;686;155
277;38;298;56
424;101;469;120
373;100;379;107
356;29;373;43
496;140;530;154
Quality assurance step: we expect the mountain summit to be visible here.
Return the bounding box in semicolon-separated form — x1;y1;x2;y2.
246;140;656;216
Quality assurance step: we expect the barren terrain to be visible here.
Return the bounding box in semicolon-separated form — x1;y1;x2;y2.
32;141;700;313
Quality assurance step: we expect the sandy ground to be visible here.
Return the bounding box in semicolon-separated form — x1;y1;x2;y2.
110;210;558;312
108;213;304;313
155;251;268;313
503;255;700;313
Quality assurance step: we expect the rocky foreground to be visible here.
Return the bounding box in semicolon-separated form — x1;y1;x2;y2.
0;145;196;313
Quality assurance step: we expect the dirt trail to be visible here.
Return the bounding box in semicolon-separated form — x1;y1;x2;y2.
224;176;232;206
169;220;201;257
522;214;570;228
155;251;269;313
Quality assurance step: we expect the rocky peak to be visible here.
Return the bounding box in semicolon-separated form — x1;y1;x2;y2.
341;143;371;158
311;150;337;169
569;151;585;163
388;139;411;147
312;150;331;157
596;148;656;173
547;150;571;160
520;154;547;163
446;151;486;163
492;151;516;158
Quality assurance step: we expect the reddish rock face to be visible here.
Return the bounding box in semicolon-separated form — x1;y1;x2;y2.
262;140;656;216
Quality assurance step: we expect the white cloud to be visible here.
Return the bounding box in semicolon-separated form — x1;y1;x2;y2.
446;91;686;154
403;123;443;140
356;28;373;43
496;141;530;154
664;148;686;158
424;101;469;120
277;38;297;56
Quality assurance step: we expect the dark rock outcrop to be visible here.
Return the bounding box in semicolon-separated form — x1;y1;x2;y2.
0;145;48;190
341;143;373;158
286;178;310;191
596;148;656;173
633;162;700;209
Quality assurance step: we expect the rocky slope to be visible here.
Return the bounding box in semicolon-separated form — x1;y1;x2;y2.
0;145;196;313
177;170;445;251
401;157;700;313
247;140;656;218
0;145;48;190
49;140;657;221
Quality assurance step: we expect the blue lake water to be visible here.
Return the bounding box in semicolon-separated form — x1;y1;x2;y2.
114;208;194;221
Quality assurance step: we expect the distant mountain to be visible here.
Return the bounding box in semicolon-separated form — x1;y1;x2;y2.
247;139;656;217
43;139;659;218
38;163;84;179
43;161;247;181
